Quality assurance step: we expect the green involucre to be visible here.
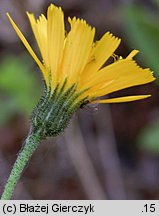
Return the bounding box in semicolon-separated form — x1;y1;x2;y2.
31;81;88;138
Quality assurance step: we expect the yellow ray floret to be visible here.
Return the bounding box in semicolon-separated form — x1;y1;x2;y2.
93;95;151;104
84;59;155;98
61;17;95;87
6;13;48;84
27;12;48;66
7;3;156;103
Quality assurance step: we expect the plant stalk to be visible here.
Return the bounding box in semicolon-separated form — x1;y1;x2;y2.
1;129;42;200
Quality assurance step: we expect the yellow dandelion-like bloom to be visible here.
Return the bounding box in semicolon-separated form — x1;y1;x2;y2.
7;4;155;106
1;3;156;201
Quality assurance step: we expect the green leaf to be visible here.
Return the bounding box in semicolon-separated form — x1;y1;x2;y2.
0;55;42;125
138;121;159;155
122;5;159;79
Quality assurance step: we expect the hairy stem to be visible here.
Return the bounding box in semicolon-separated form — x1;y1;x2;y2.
1;129;42;200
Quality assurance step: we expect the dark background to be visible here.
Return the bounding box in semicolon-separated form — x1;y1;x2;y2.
0;0;159;199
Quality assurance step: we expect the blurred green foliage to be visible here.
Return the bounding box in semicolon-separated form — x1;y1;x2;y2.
122;5;159;77
0;55;42;125
122;3;159;154
138;121;159;154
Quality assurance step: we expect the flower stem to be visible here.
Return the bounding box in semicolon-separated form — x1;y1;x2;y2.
1;129;42;200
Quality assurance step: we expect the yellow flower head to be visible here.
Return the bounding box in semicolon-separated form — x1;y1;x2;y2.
6;4;156;137
2;4;156;201
7;4;155;105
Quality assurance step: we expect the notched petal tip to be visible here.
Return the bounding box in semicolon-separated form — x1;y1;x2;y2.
47;3;63;15
127;59;156;83
105;31;121;42
68;15;95;32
